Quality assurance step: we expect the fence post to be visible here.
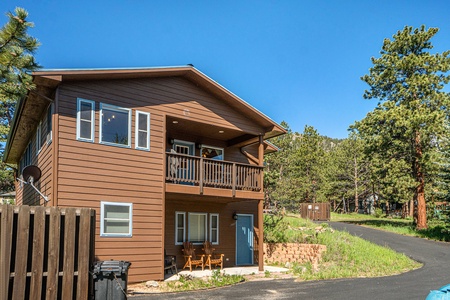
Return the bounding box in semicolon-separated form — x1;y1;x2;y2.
0;204;14;300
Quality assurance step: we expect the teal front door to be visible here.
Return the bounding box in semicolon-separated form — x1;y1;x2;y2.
236;214;254;265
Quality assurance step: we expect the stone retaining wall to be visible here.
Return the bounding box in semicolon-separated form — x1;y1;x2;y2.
264;243;326;267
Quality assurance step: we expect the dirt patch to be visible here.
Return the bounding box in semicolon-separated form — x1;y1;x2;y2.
127;272;294;296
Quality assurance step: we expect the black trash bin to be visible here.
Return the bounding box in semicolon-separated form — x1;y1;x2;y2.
93;260;131;300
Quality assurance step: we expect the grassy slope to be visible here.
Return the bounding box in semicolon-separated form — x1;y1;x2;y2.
282;215;421;280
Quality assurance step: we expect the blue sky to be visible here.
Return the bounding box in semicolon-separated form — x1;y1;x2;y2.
2;1;450;138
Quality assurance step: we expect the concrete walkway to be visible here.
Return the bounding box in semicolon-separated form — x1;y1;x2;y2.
165;265;289;281
133;223;450;299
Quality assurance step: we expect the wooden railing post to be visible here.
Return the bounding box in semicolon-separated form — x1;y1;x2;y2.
200;157;204;194
232;163;236;197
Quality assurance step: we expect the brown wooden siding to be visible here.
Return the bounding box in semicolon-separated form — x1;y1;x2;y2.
15;108;53;207
51;76;266;283
164;197;260;269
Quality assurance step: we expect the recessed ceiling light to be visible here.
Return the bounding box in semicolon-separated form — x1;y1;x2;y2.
173;120;178;124
219;130;224;134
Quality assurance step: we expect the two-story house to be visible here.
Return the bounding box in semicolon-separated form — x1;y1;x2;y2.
3;66;286;283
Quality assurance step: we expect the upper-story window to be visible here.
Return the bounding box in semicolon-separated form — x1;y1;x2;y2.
135;111;150;151
76;98;95;142
201;146;224;160
36;122;42;155
100;103;131;147
46;104;53;144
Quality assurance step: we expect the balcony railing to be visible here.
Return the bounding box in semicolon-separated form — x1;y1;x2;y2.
166;152;263;194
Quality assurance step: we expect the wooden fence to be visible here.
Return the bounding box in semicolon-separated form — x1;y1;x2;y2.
0;204;95;300
300;203;330;221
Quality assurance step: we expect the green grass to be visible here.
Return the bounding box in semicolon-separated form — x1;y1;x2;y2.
280;215;421;280
331;212;450;242
164;270;244;292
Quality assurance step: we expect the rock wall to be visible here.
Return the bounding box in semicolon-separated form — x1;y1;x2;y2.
264;243;326;267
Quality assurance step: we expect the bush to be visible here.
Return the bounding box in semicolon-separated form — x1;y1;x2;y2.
374;208;383;218
263;214;288;243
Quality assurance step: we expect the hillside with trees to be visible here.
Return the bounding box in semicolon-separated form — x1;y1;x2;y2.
265;26;450;230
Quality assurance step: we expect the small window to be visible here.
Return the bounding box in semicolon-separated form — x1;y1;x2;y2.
135;111;150;150
46;104;53;144
36;122;42;155
175;212;186;245
100;202;133;237
188;213;207;244
100;103;131;147
210;214;219;245
77;99;95;142
20;142;32;174
201;146;224;160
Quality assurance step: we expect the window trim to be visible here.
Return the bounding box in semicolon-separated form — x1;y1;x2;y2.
135;110;150;151
175;211;186;245
46;104;53;144
188;212;208;245
100;201;133;237
36;122;42;155
99;103;131;148
76;98;95;142
209;213;219;245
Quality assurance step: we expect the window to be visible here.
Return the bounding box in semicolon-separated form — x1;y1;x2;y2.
175;212;186;245
201;146;224;160
135;111;150;150
46;104;53;144
36;122;42;155
19;142;32;174
210;214;219;245
100;103;131;147
100;202;133;237
188;213;207;244
76;99;95;142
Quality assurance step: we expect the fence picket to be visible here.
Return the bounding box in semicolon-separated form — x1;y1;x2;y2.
77;209;91;300
0;204;14;300
30;206;45;300
12;205;31;300
46;207;61;300
62;208;76;300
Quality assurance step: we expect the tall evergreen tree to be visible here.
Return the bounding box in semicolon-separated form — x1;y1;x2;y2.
0;7;40;141
354;26;450;229
292;125;326;203
328;134;369;212
0;7;40;193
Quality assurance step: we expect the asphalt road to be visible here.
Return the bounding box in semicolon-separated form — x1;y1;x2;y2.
132;222;450;300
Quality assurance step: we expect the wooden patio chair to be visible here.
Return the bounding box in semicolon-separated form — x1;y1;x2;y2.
182;242;205;271
202;241;224;270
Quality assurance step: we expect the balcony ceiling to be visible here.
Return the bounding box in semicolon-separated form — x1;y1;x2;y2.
166;116;252;143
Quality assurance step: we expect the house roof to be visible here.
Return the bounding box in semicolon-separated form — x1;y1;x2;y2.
4;65;286;163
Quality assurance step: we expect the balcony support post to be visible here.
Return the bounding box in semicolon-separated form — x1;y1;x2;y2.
258;135;264;272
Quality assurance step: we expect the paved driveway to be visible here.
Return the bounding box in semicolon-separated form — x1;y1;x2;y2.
132;222;450;300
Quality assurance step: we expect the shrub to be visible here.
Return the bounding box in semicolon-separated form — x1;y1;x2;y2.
263;213;288;243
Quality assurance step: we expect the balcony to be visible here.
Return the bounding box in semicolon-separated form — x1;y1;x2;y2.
165;152;263;199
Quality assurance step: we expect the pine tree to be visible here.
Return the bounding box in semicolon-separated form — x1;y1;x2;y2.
354;26;450;229
0;7;40;142
0;7;40;193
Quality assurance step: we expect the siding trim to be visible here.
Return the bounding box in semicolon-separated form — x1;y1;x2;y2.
52;88;59;207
